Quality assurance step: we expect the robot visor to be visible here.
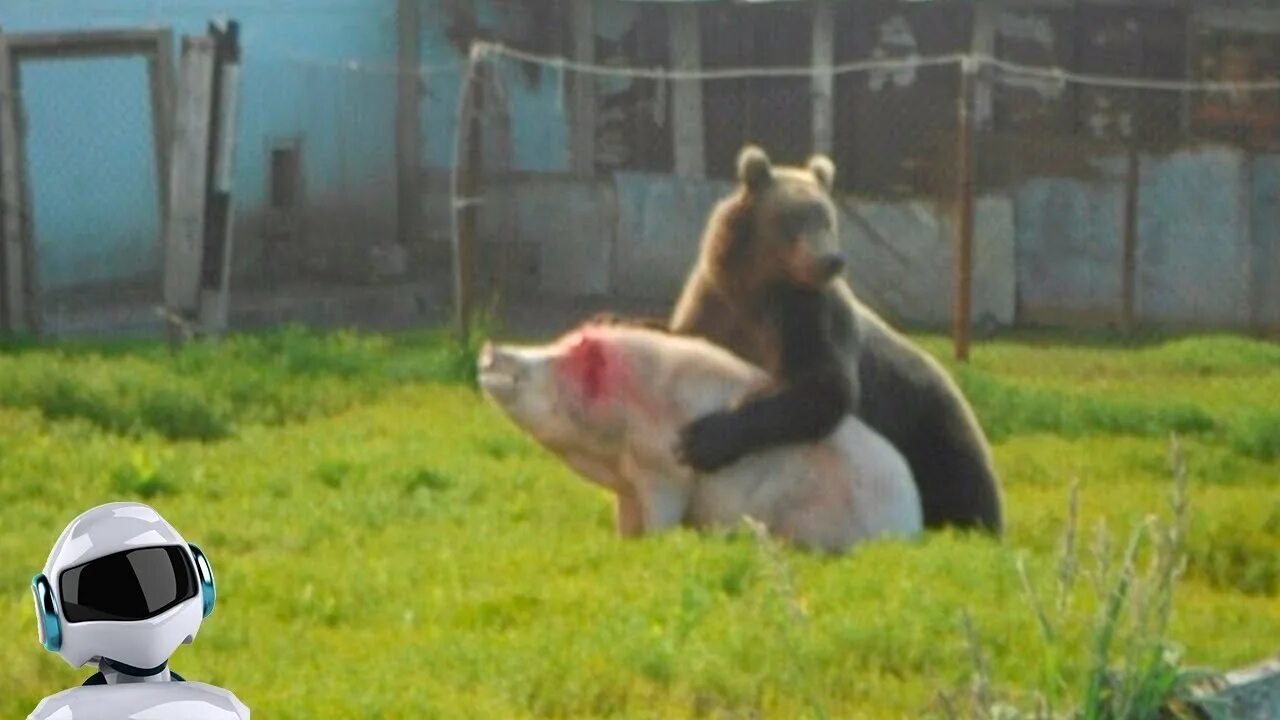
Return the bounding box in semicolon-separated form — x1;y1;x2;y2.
59;545;197;623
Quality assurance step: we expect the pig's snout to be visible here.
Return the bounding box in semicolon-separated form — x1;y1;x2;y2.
477;341;521;400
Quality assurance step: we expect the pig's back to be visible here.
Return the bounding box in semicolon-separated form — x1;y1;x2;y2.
826;417;922;539
687;416;921;551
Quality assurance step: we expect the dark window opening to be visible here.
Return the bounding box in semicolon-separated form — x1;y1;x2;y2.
991;8;1075;137
270;144;301;209
700;3;813;180
594;5;672;175
1192;26;1280;149
833;3;970;198
1071;5;1186;147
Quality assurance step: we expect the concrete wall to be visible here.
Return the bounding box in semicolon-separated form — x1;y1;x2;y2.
1136;147;1253;328
462;145;1280;332
1014;158;1127;325
418;0;572;176
20;56;160;291
4;0;590;295
1252;155;1280;327
613;172;731;302
839;196;1015;328
7;1;1280;333
466;174;1018;329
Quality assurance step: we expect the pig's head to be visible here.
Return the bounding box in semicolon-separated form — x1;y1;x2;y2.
477;327;650;460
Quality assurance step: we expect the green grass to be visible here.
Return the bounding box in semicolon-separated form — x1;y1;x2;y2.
1;327;1277;718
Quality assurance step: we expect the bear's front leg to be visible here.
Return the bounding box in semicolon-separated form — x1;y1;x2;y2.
676;366;852;473
675;410;747;472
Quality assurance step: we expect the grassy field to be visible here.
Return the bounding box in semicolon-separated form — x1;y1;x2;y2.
0;326;1277;719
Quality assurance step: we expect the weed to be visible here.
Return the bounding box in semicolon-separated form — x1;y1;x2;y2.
940;436;1213;720
110;449;177;499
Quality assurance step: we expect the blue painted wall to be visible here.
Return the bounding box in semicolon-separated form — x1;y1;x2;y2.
22;56;160;289
1013;160;1126;324
1136;147;1251;326
4;0;582;290
417;0;571;174
1252;155;1280;326
4;0;400;289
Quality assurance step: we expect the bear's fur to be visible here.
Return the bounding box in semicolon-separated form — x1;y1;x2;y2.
666;145;1004;535
477;323;923;553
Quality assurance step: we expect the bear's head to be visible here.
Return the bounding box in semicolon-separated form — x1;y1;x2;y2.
704;145;844;300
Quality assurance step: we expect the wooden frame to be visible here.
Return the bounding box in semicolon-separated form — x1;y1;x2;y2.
0;27;175;336
163;35;215;326
0;30;25;333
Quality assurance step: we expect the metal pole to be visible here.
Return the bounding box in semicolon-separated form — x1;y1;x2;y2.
450;46;484;343
953;56;976;363
1121;147;1139;333
395;0;423;250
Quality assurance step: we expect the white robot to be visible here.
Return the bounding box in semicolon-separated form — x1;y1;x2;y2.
28;502;250;720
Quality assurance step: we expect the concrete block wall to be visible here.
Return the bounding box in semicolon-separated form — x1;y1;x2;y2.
612;173;732;302
463;145;1280;332
1136;147;1253;328
1014;158;1127;326
838;196;1016;328
467;174;1018;329
1252;156;1280;328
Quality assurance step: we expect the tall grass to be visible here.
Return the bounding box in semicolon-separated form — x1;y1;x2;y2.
936;435;1219;720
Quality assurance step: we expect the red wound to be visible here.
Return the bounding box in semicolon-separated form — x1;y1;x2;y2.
562;331;610;400
556;328;663;422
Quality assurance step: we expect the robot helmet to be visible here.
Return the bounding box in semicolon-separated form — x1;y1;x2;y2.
31;502;216;671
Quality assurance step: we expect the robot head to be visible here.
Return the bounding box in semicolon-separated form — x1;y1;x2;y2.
31;502;216;671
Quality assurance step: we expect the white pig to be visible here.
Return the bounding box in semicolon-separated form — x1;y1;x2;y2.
477;323;922;553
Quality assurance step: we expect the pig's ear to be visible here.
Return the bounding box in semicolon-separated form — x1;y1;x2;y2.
562;331;608;400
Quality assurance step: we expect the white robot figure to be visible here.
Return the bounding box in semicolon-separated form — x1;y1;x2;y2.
28;501;250;720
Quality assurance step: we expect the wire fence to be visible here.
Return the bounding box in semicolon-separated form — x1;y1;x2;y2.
453;43;1280;339
6;19;1280;340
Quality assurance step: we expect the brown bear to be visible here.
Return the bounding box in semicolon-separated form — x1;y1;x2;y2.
604;145;1004;535
476;323;923;553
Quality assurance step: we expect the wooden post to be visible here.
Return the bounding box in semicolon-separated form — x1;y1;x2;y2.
569;0;595;177
163;36;216;345
12;58;38;336
396;0;423;250
810;2;835;158
0;29;27;335
148;29;176;232
1121;147;1140;332
953;57;976;363
669;3;704;179
454;57;483;343
198;21;241;336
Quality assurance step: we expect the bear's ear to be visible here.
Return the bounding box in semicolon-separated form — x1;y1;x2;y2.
737;145;773;191
807;154;836;191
